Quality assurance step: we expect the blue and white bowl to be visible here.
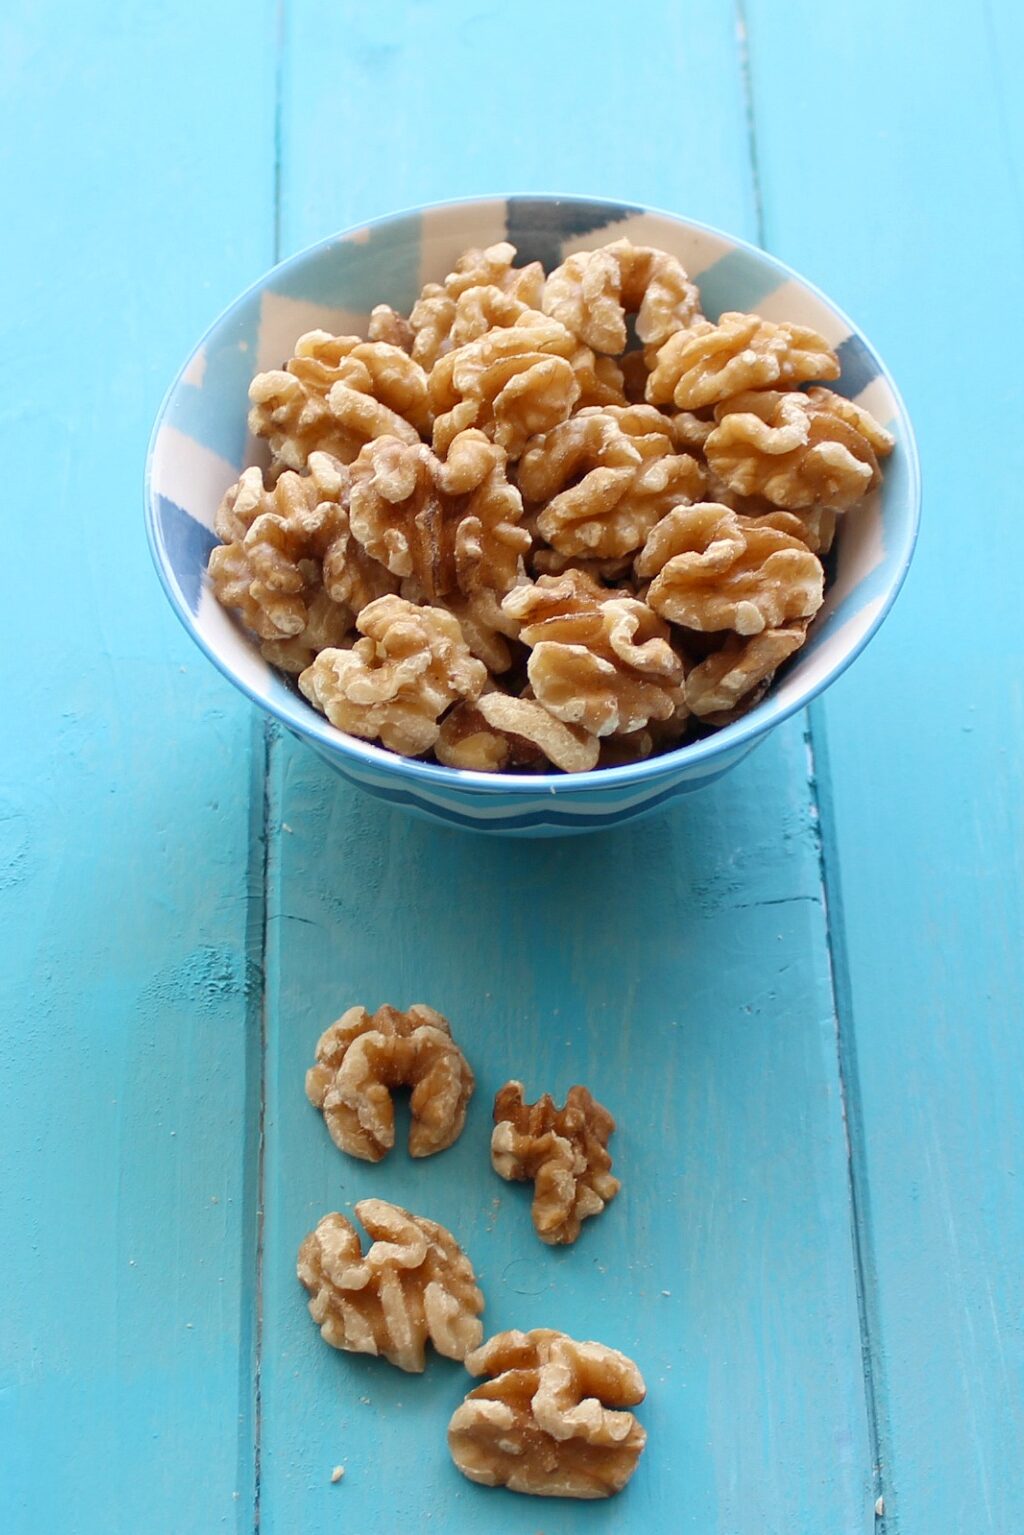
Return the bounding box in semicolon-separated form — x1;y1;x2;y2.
146;195;920;837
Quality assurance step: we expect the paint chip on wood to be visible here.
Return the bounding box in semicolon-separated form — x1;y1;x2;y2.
875;1496;885;1517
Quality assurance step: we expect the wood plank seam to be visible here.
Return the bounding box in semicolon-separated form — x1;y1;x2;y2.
251;720;276;1533
808;707;896;1531
738;12;891;1523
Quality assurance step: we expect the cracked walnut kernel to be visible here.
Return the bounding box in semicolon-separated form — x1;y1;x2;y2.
519;405;705;559
409;242;545;368
503;571;684;737
306;1003;474;1161
705;387;894;510
428;312;584;458
636;502;824;636
491;1082;619;1244
448;1329;646;1498
208;456;354;670
298;1200;484;1372
435;692;600;774
646;311;839;410
248;330;430;469
298;595;486;755
686;624;808;721
543;238;701;355
348;429;530;602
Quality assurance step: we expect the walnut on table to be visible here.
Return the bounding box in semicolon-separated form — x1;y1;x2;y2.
305;1002;475;1160
298;1199;484;1372
491;1081;619;1244
503;570;685;738
248;330;431;470
298;595;486;755
543;238;702;355
646;311;840;410
686;624;808;721
636;502;824;636
208;455;355;671
348;429;530;605
448;1329;646;1499
705;386;895;511
518;404;705;560
435;691;600;774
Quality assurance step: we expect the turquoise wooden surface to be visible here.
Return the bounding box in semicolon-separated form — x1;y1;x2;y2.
1;5;1020;1535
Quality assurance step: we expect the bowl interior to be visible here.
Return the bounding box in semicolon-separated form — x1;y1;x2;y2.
147;196;918;789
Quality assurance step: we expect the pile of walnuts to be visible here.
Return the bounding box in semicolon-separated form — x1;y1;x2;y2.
210;239;894;770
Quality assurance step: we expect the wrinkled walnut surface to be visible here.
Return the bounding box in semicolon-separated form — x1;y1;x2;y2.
306;1002;475;1161
491;1081;620;1244
436;691;600;774
543;239;701;355
349;429;529;602
299;595;486;755
686;625;808;720
428;311;584;458
637;502;824;635
298;1200;484;1372
248;330;430;468
519;405;705;559
646;311;839;410
705;387;893;510
208;455;354;670
504;571;684;737
448;1329;646;1498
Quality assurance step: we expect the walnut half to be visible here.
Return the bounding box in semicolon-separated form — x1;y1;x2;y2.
448;1329;647;1498
298;1200;484;1372
298;595;486;756
306;1003;475;1161
491;1081;620;1244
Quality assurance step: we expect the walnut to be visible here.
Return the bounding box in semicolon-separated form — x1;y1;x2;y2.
686;624;808;719
306;1003;475;1161
298;1200;484;1372
668;409;717;452
544;238;701;355
503;572;684;737
636;503;824;635
298;595;486;755
208;456;354;669
436;692;600;774
519;405;705;559
448;1329;646;1498
491;1081;619;1243
646;311;840;410
570;349;628;409
705;386;894;510
428;312;583;458
367;304;414;351
410;242;545;368
248;331;430;469
348;429;529;603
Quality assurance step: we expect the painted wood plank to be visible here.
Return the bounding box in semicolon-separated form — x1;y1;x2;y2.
258;4;874;1531
0;5;276;1531
743;1;1024;1529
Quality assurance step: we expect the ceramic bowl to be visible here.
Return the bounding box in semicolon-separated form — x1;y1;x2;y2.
146;195;920;837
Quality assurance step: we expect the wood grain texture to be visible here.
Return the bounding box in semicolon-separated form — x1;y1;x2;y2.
0;4;276;1531
257;3;873;1531
744;0;1024;1529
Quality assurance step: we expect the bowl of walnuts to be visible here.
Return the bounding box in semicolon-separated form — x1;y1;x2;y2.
146;195;919;836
